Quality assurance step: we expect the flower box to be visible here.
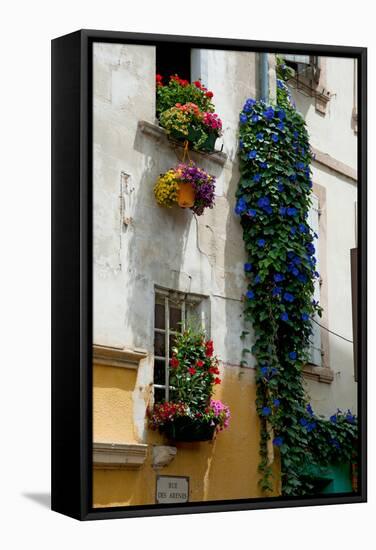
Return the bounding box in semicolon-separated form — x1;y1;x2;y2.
169;126;217;152
162;416;216;442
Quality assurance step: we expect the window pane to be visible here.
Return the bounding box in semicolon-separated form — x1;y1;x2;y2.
154;332;165;357
169;333;178;357
155;302;165;330
154;360;166;385
170;305;182;332
154;387;165;404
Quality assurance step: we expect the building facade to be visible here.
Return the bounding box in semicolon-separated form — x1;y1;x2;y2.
92;43;357;507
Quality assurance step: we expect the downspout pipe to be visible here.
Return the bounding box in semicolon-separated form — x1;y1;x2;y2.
260;52;269;103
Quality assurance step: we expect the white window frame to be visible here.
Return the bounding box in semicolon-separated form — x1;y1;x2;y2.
153;288;206;402
307;193;323;367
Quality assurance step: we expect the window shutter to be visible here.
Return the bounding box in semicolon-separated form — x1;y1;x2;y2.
307;194;322;366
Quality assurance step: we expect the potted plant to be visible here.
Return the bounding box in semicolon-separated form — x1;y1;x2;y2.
147;326;230;442
156;75;223;152
153;161;216;215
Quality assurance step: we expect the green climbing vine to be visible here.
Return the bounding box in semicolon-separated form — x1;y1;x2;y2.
236;57;358;496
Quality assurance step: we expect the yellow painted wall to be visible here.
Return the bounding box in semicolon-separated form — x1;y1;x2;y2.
93;362;280;507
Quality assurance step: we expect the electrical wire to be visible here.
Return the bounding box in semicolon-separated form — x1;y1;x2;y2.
310;317;353;344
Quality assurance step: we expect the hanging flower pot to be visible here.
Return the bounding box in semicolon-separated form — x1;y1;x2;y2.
153;161;216;216
177;181;195;208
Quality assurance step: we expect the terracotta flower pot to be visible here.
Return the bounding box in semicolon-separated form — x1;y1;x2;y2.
177;182;195;208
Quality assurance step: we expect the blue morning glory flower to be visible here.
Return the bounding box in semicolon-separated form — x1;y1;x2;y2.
259;161;268;169
289;351;297;360
284;292;295;303
264;205;273;215
272;286;282;297
251;114;260;123
261;406;272;416
274;273;284;283
290;227;297;235
306;422;317;433
289;174;297;183
306;403;314;416
257;239;266;248
273;436;283;447
277;108;286;120
277;182;284;192
279;207;287;216
346;411;356;424
277;121;285;131
253;173;262;182
247;209;257;218
274;399;280;407
287;207;298;216
263;107;275;120
291;267;299;277
254;274;261;284
248;150;257;159
235;197;247;215
293;130;299;139
299;418;308;427
240;113;248;124
301;313;309;321
245;98;256;108
298;273;307;283
256;132;264;141
330;414;337;424
295;161;305;170
306;243;316;255
244;263;252;272
299;223;307;233
330;438;340;449
257;196;270;208
246;290;255;300
276;79;285;90
239;139;244;149
271;134;279;143
280;312;289;322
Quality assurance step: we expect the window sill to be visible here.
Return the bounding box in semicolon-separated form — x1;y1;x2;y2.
138;120;228;167
303;364;334;384
93;442;148;469
93;344;148;370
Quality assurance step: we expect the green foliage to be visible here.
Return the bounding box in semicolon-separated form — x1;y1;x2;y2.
156;75;214;116
236;64;358;496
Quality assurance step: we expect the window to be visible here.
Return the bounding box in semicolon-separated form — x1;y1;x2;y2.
282;54;320;85
153;289;207;403
307;193;322;367
156;44;192;82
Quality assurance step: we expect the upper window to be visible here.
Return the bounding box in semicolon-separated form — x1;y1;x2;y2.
156;44;192;82
153;288;207;403
282;54;321;86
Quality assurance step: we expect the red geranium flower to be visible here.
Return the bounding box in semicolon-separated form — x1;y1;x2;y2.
194;80;202;88
205;340;214;357
188;367;197;375
197;360;204;367
170;356;179;368
209;367;219;375
205;91;213;98
214;377;221;384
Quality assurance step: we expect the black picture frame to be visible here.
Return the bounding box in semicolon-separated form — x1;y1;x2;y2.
51;29;367;520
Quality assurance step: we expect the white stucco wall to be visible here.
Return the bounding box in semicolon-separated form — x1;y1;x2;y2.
291;58;358;416
93;43;258;371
